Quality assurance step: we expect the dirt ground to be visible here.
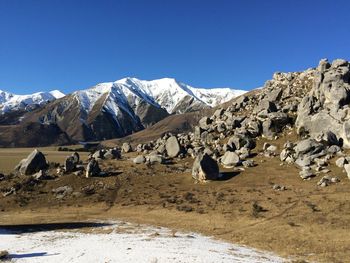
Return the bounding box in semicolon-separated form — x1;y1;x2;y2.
1;133;350;263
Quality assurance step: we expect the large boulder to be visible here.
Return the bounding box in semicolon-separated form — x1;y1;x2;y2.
86;159;101;178
192;153;219;182
15;149;48;175
220;151;240;168
147;154;164;164
133;155;146;164
198;117;212;130
296;59;350;147
104;148;121;159
64;156;76;173
122;142;132;153
165;136;181;158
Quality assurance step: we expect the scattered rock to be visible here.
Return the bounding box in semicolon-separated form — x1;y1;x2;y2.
272;184;286;191
52;186;73;199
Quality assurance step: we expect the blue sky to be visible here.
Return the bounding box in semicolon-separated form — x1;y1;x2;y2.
0;0;349;94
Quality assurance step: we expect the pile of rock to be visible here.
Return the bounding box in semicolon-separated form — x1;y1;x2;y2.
91;148;121;160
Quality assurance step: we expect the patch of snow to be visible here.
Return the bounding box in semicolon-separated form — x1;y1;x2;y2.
1;221;286;263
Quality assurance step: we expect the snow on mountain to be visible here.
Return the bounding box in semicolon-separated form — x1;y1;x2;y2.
73;77;247;116
0;89;65;113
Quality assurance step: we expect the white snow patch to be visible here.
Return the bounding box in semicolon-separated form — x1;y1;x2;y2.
1;221;286;263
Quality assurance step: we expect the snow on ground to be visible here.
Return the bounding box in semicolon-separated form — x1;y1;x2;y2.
0;220;286;263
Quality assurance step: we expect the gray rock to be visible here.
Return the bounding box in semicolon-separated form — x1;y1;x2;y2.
344;163;350;180
296;59;350;147
72;152;80;164
255;100;277;113
86;159;101;178
133;155;146;164
221;151;240;168
165;136;181;158
92;150;104;160
104;148;121;160
299;169;315;180
65;156;76;173
32;170;49;180
192;153;219;182
199;117;212;130
147;154;164;164
336;157;348;168
122;142;132;153
52;186;73;199
16;149;48;175
242;159;255;168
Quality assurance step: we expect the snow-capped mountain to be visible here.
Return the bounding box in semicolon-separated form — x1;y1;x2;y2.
0;89;65;113
74;77;246;115
0;78;247;146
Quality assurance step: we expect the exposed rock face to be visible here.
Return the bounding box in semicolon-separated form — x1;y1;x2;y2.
192;153;219;182
15;149;48;175
296;59;350;147
165;136;181;158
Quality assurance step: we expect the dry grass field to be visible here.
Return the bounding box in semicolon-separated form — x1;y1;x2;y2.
1;133;350;262
0;147;89;174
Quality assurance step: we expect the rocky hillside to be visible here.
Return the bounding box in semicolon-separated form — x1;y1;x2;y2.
114;59;350;185
0;78;244;147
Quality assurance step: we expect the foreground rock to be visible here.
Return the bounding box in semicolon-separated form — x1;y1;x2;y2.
15;149;48;175
192;153;219;182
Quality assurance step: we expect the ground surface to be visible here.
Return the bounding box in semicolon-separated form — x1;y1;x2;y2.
0;147;89;174
1;220;284;262
1;133;350;263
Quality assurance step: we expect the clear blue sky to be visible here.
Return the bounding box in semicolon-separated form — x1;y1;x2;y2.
0;0;349;94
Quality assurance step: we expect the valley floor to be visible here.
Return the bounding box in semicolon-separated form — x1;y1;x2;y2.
1;220;284;263
1;134;350;262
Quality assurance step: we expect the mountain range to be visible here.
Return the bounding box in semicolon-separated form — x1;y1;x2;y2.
0;78;246;147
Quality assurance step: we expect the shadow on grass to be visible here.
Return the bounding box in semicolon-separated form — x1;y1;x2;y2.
9;252;59;259
218;171;240;181
0;222;113;234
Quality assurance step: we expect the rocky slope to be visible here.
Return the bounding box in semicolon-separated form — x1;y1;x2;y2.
115;59;350;185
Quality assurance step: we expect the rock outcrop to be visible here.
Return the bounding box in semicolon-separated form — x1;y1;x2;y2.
296;59;350;147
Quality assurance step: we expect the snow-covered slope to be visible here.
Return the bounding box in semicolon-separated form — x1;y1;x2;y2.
74;77;246;116
0;89;65;113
